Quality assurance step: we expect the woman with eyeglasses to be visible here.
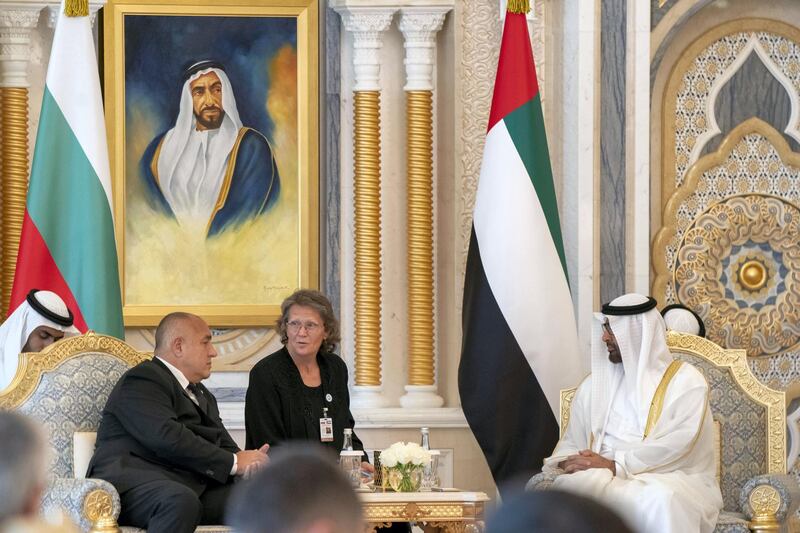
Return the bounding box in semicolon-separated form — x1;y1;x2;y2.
244;289;372;473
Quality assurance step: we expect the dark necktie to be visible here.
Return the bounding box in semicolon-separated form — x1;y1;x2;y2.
187;383;208;413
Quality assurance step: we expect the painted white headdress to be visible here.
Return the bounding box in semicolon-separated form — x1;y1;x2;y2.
156;64;244;226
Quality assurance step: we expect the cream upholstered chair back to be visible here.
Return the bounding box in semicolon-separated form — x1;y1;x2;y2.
559;332;786;513
0;333;150;478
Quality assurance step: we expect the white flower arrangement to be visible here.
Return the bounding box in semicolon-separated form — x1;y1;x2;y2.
380;441;431;468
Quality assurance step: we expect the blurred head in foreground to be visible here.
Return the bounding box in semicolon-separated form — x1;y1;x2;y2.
0;410;50;525
227;445;363;533
486;489;634;533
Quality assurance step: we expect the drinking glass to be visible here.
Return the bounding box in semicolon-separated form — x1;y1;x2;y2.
339;450;363;488
421;450;440;491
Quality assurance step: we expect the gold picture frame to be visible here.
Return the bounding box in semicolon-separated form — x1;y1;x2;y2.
103;0;319;327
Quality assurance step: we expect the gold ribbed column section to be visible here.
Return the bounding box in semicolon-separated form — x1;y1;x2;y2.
406;90;435;386
1;87;30;316
353;90;382;386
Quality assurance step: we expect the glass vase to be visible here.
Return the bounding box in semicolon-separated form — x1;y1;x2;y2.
386;464;423;492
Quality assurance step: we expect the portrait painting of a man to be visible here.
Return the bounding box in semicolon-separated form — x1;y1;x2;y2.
140;60;280;238
111;11;316;319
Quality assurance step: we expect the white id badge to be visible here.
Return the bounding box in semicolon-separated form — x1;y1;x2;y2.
320;417;334;442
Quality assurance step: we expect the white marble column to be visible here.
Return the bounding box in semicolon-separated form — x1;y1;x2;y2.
398;7;448;409
334;6;395;408
398;8;448;93
336;8;396;93
0;5;43;87
0;3;45;315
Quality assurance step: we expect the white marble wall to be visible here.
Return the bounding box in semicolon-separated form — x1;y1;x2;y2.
555;0;600;355
599;0;627;303
626;0;650;295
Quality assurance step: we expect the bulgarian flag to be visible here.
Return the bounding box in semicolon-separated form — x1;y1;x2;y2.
459;3;584;489
10;1;124;338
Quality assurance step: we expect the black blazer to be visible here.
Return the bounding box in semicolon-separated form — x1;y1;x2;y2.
87;358;240;494
244;347;365;457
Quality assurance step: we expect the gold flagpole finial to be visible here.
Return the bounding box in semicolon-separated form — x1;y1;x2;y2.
65;0;89;17
507;0;531;14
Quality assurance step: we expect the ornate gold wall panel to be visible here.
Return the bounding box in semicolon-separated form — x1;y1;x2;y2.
673;190;800;357
656;119;800;357
654;19;800;364
457;1;500;297
655;20;800;511
661;20;800;208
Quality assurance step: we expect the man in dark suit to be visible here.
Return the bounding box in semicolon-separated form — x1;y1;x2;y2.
88;312;269;533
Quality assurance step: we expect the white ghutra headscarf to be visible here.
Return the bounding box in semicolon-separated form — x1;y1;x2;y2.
156;67;244;228
662;304;705;337
589;293;673;452
0;290;80;391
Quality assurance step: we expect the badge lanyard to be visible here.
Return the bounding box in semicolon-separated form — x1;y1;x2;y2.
318;374;335;443
320;406;334;442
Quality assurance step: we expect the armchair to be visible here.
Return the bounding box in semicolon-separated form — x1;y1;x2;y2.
0;332;237;533
528;332;800;533
0;333;150;531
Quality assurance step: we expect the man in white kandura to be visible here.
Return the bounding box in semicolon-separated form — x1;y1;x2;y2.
539;293;722;533
0;289;79;391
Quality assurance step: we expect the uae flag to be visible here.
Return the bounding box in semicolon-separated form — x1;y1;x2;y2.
459;6;584;488
10;2;124;338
